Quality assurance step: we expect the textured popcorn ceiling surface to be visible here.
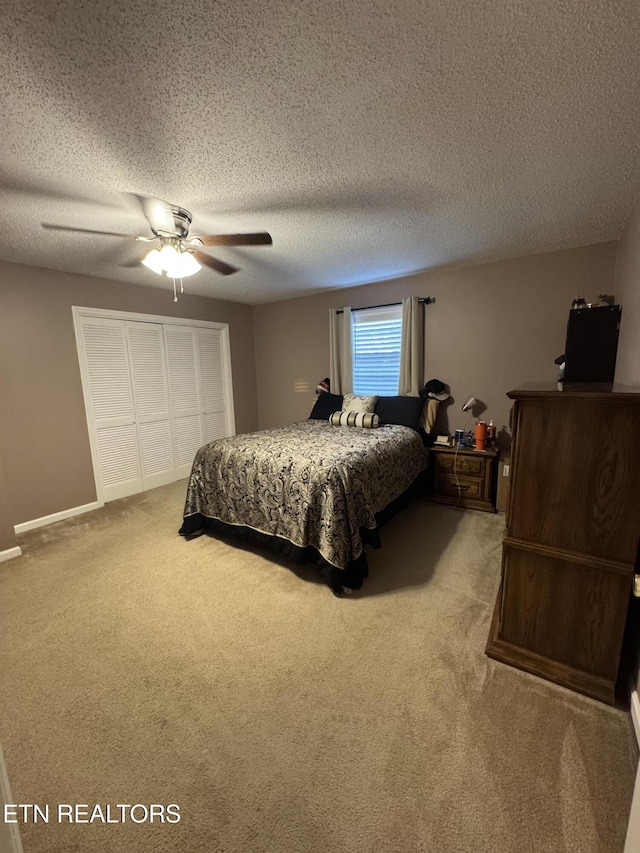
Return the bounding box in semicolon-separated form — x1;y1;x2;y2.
1;0;639;304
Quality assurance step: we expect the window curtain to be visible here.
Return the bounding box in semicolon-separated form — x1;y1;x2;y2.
329;307;353;394
398;296;424;396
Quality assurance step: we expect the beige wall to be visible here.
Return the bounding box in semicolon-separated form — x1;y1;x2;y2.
614;199;640;386
0;260;258;527
253;242;618;438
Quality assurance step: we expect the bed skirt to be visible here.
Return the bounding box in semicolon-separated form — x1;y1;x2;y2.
179;471;426;595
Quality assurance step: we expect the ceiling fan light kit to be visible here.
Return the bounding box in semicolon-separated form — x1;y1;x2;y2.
141;240;202;278
43;196;272;300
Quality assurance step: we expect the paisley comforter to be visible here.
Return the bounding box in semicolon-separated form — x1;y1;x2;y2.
180;419;428;573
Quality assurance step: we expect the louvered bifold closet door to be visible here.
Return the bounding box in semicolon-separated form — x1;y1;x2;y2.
164;326;204;478
126;321;177;490
78;316;143;501
197;328;229;443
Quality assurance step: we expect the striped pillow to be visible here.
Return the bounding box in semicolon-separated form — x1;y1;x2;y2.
329;410;380;429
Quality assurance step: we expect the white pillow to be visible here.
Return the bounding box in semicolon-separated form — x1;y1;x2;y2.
342;393;378;414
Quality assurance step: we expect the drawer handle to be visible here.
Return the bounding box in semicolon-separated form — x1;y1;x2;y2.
455;484;470;491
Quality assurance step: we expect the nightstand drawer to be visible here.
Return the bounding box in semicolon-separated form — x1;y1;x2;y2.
436;454;484;477
437;473;484;500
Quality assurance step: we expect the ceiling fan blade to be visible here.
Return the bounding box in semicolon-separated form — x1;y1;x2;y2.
42;223;139;239
192;250;238;276
134;195;176;235
190;232;272;247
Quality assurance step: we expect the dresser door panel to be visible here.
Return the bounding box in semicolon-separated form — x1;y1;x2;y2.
510;399;640;564
500;545;631;679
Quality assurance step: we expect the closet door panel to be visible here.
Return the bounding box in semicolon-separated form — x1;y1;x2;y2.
126;321;176;489
204;411;227;443
164;326;203;477
197;329;229;442
138;421;175;477
78;317;143;501
174;415;204;468
95;424;140;492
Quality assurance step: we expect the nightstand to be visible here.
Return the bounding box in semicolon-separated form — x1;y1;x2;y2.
428;445;497;512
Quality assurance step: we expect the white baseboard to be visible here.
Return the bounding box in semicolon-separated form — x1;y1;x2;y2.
14;500;101;535
631;691;640;750
0;744;24;853
0;546;22;564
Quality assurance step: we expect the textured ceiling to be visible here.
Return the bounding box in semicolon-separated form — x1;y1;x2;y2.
1;0;639;305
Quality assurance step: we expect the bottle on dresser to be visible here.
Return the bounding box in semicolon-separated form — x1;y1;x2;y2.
486;419;496;449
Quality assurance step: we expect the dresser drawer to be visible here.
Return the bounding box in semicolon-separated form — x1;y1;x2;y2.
436;453;485;477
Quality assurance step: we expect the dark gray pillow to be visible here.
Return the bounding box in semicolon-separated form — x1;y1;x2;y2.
309;392;344;420
374;395;424;429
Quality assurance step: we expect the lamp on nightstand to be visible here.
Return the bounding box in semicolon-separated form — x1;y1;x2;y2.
458;396;478;448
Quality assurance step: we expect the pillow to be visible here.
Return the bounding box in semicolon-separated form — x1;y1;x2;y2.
309;392;343;420
374;395;424;430
330;411;380;429
342;393;378;414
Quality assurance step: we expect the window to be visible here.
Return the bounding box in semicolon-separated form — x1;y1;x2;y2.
352;304;403;395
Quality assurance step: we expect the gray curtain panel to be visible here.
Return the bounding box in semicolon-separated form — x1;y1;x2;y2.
329;307;353;394
399;296;424;396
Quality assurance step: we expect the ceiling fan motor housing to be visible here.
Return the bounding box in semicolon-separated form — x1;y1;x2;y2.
156;206;193;238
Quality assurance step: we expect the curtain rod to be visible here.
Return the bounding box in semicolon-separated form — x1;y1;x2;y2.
336;298;433;315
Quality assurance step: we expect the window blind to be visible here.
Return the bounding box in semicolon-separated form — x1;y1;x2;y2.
352;304;403;395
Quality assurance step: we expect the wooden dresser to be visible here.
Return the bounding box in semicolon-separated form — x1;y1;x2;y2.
428;445;497;512
486;382;640;705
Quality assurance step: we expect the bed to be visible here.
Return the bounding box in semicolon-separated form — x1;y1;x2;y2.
179;395;437;594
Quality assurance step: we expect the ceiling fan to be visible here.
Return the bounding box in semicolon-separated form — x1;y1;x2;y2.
42;195;272;299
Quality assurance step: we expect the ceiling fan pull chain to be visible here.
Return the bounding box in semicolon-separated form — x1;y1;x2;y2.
180;277;184;294
173;277;178;302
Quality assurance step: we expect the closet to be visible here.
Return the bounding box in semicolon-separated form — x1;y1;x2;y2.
74;307;235;504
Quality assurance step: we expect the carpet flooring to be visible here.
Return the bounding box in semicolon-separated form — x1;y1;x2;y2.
0;481;637;853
